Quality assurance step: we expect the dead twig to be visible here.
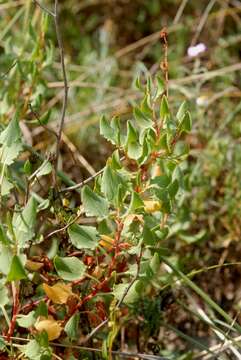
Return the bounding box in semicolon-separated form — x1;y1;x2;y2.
60;156;125;192
53;0;68;184
33;0;55;17
33;0;69;187
173;0;189;24
191;0;216;45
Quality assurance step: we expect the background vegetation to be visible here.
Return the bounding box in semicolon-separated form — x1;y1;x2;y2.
0;0;241;359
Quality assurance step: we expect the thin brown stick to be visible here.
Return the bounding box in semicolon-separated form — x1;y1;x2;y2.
191;0;216;45
60;156;125;192
33;0;68;186
28;103;58;138
0;60;18;80
44;24;180;111
62;133;96;176
45;210;83;240
7;282;20;340
173;0;189;24
160;28;169;98
170;62;241;85
53;0;68;185
33;0;55;17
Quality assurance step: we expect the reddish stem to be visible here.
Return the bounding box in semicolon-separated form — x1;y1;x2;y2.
20;296;48;313
108;219;124;277
7;283;20;341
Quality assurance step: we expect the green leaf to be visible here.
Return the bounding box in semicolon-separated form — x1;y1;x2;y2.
0;113;21;146
100;115;117;145
113;281;139;304
101;164;123;202
24;160;32;175
155;75;165;99
110;116;121;145
35;301;48;318
160;95;170;119
54;256;86;281
64;313;80;340
141;95;152;115
111;150;122;169
1;176;14;196
37;199;50;211
138;134;151;165
0;284;9;306
134;75;142;90
68;224;99;250
0;338;6;350
125;121;142;160
143;225;155;246
0;225;10;245
128;191;144;213
179;111;192;133
151;175;171;188
40;110;51;125
133;107;152;129
155;189;171;213
23;339;52;360
176;101;188;122
179;229;206;244
157;133;171;152
7;255;28;281
0;141;23;165
13;196;37;247
17;311;36;328
150;252;160;273
0;244;12;275
82;185;108;218
168;179;179;198
34;160;52;179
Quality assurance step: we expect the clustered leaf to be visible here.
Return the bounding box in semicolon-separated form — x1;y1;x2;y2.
0;66;192;358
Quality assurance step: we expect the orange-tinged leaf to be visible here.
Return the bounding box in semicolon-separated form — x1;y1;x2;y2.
152;164;162;177
35;317;62;340
99;234;115;250
43;282;74;304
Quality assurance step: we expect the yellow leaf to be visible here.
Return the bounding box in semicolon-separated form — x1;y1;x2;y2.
62;198;70;207
144;200;161;213
35;317;62;341
43;282;74;304
99;234;115;250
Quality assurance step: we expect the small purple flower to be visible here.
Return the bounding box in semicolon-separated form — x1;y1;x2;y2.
187;43;207;57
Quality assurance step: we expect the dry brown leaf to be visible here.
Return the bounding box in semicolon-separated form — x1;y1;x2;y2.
35;317;62;340
25;259;43;272
124;214;144;224
43;282;74;304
